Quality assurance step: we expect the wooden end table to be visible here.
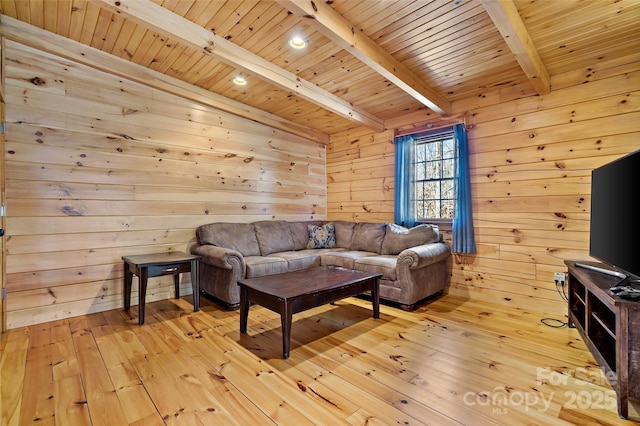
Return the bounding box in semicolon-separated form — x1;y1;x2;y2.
239;266;381;359
122;252;201;325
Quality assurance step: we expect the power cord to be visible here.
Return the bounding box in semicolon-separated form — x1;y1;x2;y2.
540;275;568;328
541;317;567;328
555;277;568;303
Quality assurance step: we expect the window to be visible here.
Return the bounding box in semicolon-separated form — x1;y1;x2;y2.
413;130;455;222
394;123;475;252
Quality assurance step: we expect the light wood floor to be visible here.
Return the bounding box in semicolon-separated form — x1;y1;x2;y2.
1;293;639;425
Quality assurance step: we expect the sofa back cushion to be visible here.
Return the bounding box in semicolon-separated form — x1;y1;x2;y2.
350;222;387;253
333;221;356;248
254;220;296;255
289;221;322;250
196;222;261;256
381;223;440;255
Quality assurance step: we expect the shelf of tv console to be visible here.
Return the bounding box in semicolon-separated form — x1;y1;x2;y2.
565;260;640;420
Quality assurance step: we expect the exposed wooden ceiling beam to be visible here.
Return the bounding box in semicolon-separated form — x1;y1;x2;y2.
0;15;329;144
480;0;550;95
282;0;452;116
95;0;385;132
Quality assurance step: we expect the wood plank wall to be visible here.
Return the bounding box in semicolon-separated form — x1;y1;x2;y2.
0;36;6;331
327;53;640;318
2;40;326;329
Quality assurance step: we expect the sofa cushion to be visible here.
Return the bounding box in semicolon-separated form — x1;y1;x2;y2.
381;223;439;255
333;221;356;248
307;223;337;249
350;222;386;253
289;221;322;250
354;255;397;281
244;256;288;278
268;250;321;271
320;250;376;269
196;222;260;256
254;221;295;255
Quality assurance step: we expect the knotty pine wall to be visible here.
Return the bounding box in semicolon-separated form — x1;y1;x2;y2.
3;40;325;329
327;54;640;318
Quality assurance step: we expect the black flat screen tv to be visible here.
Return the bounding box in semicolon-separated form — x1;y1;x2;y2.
589;149;640;281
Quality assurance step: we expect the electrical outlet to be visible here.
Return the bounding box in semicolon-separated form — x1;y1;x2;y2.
554;272;566;284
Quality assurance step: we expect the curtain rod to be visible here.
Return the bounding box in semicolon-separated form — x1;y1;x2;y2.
393;113;469;137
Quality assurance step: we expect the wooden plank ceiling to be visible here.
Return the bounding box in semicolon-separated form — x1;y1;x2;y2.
1;0;639;142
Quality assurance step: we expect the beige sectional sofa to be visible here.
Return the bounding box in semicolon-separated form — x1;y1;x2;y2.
190;220;451;311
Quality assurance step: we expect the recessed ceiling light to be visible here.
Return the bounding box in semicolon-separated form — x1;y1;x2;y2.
289;36;306;49
232;75;247;86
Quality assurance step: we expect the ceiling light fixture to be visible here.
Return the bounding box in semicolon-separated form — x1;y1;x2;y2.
232;75;247;86
289;36;306;49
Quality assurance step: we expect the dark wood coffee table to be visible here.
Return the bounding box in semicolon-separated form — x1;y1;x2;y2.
239;266;382;359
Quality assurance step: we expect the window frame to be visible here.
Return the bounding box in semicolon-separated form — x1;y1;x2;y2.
412;128;455;231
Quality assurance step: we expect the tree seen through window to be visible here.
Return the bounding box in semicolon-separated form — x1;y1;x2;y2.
413;131;455;220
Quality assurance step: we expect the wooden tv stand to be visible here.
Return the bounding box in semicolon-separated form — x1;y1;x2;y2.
566;260;640;419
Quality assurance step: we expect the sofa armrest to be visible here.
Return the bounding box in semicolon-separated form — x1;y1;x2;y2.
191;244;245;272
397;242;451;269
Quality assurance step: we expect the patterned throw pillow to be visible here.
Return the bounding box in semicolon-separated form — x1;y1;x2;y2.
307;223;336;249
